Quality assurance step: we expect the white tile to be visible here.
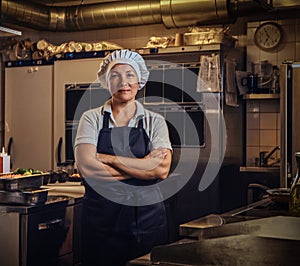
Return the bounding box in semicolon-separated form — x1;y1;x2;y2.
259;100;280;113
247;21;260;28
276;129;281;146
276;113;281;130
247;45;260;71
278;43;296;63
247;113;260;129
260;50;278;64
246;146;260;166
260;130;277;147
278;19;297;26
247;101;260;113
247;129;260;146
282;24;296;43
260;113;277;130
247;27;256;45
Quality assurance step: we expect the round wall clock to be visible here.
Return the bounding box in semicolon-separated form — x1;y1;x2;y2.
254;22;284;51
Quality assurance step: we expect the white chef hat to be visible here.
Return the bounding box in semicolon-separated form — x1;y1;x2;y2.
97;49;149;90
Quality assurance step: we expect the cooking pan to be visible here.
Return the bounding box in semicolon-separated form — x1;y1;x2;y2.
266;187;290;204
248;183;290;205
0;172;48;191
0;188;50;205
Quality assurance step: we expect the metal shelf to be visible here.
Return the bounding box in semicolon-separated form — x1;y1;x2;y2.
243;93;280;100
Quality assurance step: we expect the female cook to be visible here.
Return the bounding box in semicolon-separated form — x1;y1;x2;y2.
74;49;172;266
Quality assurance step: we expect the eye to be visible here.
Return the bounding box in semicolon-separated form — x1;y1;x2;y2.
127;73;134;78
109;72;120;79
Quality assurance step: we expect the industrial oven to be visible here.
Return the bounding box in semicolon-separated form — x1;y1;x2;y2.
0;195;82;266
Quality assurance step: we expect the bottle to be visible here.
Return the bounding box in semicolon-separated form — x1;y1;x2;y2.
0;147;10;174
289;152;300;216
271;66;280;94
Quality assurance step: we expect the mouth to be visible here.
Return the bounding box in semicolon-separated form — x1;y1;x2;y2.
118;87;131;93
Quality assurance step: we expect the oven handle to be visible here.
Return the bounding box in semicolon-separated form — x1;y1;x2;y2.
57;137;63;166
38;218;64;231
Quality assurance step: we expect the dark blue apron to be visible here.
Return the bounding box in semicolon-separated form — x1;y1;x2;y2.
82;111;168;266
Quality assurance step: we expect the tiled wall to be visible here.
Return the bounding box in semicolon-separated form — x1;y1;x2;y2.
246;99;280;166
245;19;300;166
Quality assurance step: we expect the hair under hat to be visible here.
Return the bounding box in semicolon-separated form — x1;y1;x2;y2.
97;49;149;90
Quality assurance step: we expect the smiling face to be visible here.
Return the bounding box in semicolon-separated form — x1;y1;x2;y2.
108;64;139;104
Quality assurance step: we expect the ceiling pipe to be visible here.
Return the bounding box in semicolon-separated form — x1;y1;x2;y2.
1;0;271;32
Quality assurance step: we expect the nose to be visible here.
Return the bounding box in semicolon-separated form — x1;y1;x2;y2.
121;81;129;87
119;75;130;87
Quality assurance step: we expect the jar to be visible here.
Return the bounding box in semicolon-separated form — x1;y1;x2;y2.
289;152;300;216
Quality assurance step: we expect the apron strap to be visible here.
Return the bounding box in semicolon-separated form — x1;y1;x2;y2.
103;111;110;128
103;112;144;129
137;115;144;129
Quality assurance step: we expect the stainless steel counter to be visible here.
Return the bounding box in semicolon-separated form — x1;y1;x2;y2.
130;215;300;266
0;182;84;214
179;197;272;238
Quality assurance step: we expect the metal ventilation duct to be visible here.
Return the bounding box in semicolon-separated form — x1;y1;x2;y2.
0;0;271;32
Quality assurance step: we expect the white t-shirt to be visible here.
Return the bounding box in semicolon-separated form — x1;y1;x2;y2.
74;99;172;152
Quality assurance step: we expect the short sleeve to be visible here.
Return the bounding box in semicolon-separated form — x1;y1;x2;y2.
150;114;172;151
74;109;101;148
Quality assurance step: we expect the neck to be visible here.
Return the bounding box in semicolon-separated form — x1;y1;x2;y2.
111;99;136;126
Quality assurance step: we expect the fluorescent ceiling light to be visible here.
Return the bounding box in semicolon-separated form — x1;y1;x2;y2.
0;26;22;37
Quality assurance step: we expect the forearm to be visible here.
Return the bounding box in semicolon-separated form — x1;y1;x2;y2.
97;149;172;180
74;144;129;181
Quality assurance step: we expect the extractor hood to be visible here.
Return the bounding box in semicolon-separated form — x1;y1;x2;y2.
0;25;22;37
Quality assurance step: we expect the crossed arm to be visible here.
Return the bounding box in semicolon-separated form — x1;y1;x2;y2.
74;143;172;181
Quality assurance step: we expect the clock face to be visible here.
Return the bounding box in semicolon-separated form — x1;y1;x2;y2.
254;22;283;51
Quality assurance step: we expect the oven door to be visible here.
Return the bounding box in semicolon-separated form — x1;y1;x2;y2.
145;104;205;148
21;204;74;266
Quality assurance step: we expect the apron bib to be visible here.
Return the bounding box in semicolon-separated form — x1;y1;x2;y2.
82;111;168;266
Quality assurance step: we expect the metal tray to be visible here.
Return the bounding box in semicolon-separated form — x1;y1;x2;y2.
0;188;50;205
0;173;49;191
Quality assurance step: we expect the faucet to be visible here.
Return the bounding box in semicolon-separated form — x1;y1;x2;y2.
259;146;280;167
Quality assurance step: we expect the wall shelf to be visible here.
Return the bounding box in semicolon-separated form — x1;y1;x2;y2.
243;93;280;100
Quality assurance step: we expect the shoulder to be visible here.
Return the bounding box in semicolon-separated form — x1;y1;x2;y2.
135;101;164;120
143;108;165;126
81;106;103;120
135;101;166;129
78;107;103;129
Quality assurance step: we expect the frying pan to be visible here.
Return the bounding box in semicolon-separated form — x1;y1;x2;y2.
248;183;290;204
266;188;290;204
